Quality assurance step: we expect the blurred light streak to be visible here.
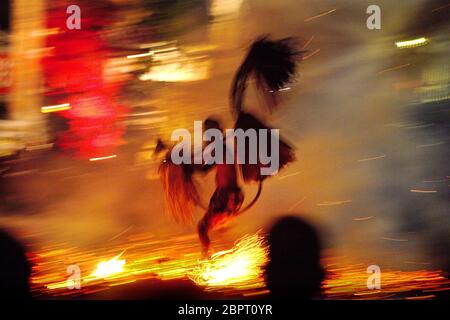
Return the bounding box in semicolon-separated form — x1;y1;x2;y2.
139;41;177;49
89;154;117;162
352;216;374;221
126;51;154;59
357;155;386;162
25;143;53;151
302;36;315;49
378;64;411;75
406;123;434;129
317;200;352;206
151;47;178;55
269;86;291;93
41;103;71;113
324;265;450;299
431;3;450;12
422;179;447;183
277;171;301;180
108;226;133;242
381;237;409;242
288;197;306;211
139;60;210;82
395;37;429;49
410;189;437;193
416;141;445;148
210;0;243;17
406;295;436;300
304;9;337;22
30;28;60;37
303;48;320;60
3;169;37;177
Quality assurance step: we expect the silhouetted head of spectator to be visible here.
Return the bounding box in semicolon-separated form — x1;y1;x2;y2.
204;117;223;132
264;215;324;299
0;229;31;299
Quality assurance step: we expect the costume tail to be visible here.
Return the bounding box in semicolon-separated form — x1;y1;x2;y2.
159;155;200;224
230;35;302;114
239;180;263;214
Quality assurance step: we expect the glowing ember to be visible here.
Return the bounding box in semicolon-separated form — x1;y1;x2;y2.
395;37;429;49
91;252;126;279
41;103;71;113
139;60;210;82
190;233;268;289
32;232;450;299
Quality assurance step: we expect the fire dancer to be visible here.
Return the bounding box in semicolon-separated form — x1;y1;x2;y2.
158;36;302;255
196;118;245;254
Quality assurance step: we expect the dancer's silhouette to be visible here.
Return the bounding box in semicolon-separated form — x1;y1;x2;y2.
158;36;303;254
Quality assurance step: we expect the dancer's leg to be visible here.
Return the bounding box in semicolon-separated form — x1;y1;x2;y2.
198;213;212;256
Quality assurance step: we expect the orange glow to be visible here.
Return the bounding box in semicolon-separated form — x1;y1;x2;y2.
31;232;450;299
90;252;126;279
323;260;450;299
190;233;268;290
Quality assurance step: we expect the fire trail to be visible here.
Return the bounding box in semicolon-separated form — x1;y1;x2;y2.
30;231;450;299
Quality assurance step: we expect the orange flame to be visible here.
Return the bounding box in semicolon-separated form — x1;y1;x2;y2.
190;233;268;290
90;252;126;279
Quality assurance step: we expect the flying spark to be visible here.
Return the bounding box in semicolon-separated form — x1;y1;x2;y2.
395;37;428;49
190;233;268;290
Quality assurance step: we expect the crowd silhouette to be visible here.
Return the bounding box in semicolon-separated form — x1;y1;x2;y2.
264;215;325;299
0;229;31;300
